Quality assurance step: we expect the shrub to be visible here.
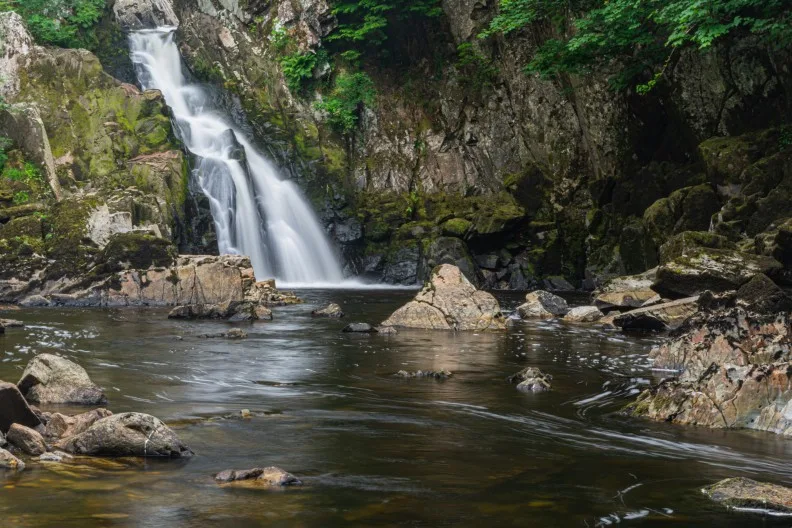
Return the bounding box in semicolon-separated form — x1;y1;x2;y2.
314;72;376;134
5;0;106;49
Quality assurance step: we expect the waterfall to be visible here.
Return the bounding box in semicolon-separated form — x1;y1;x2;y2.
128;28;345;286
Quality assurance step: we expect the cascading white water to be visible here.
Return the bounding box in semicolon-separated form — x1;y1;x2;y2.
128;28;345;285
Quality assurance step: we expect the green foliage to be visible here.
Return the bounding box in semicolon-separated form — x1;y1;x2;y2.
484;0;792;91
455;43;499;93
780;126;792;150
328;0;442;50
315;72;376;134
279;50;323;93
6;0;106;49
3;161;42;183
270;19;289;51
12;190;29;204
0;135;11;172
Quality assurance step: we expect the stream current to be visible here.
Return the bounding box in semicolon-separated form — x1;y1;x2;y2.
1;291;791;526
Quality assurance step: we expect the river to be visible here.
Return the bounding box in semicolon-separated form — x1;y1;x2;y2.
1;291;791;526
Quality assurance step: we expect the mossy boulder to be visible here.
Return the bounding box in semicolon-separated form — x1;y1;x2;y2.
441;218;472;237
698;129;778;185
658;231;736;265
654;246;782;297
643;184;720;247
0;215;42;240
99;232;177;273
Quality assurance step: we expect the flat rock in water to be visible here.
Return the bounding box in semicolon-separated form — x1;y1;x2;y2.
0;447;24;470
516;290;569;319
564;306;603;322
0;318;23;328
394;370;452;380
342;323;377;333
703;477;792;514
381;264;505;330
6;423;46;456
312;303;345;318
56;412;193;458
0;381;41;433
215;466;302;487
376;326;397;334
507;367;552;392
612;296;698;331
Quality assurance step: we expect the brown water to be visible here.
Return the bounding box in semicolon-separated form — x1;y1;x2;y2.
1;290;792;527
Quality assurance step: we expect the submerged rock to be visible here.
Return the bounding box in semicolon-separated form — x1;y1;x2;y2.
376;326;397;335
201;328;248;339
564;306;604;323
38;451;74;463
394;370;452;380
0;447;24;470
18;354;107;405
628;309;792;435
57;412;193;458
507;367;552;392
312;303;345;318
516;290;569;319
703;477;792;514
0;381;41;433
215;466;302;487
382;264;505;330
6;423;46;456
342;323;377;333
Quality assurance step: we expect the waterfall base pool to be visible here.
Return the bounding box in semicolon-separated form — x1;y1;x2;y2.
1;290;790;527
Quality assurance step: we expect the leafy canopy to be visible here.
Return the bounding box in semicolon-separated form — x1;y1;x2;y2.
484;0;792;90
328;0;442;48
3;0;106;48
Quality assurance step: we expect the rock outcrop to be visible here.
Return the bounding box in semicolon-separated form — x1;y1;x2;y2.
609;296;699;331
113;0;180;30
381;264;505;330
57;412;193;458
18;354;106;405
629;309;792;435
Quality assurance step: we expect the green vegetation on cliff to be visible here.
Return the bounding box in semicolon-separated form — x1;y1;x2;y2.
485;0;792;90
3;0;105;48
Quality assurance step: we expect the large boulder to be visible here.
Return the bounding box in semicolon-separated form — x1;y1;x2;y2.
168;300;262;321
17;354;106;405
381;264;505;330
703;478;792;514
628;309;792;435
113;0;179;30
0;381;41;434
215;467;302;487
516;290;569;319
653;247;782;297
6;423;46;456
57;412;193;458
311;303;344;318
593;269;657;310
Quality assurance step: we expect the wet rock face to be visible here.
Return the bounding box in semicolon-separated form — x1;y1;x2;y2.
57;412;193;458
215;466;302;487
17;354;107;405
703;477;792;514
629;309;792;435
381;264;505;331
0;381;42;434
114;0;180;30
